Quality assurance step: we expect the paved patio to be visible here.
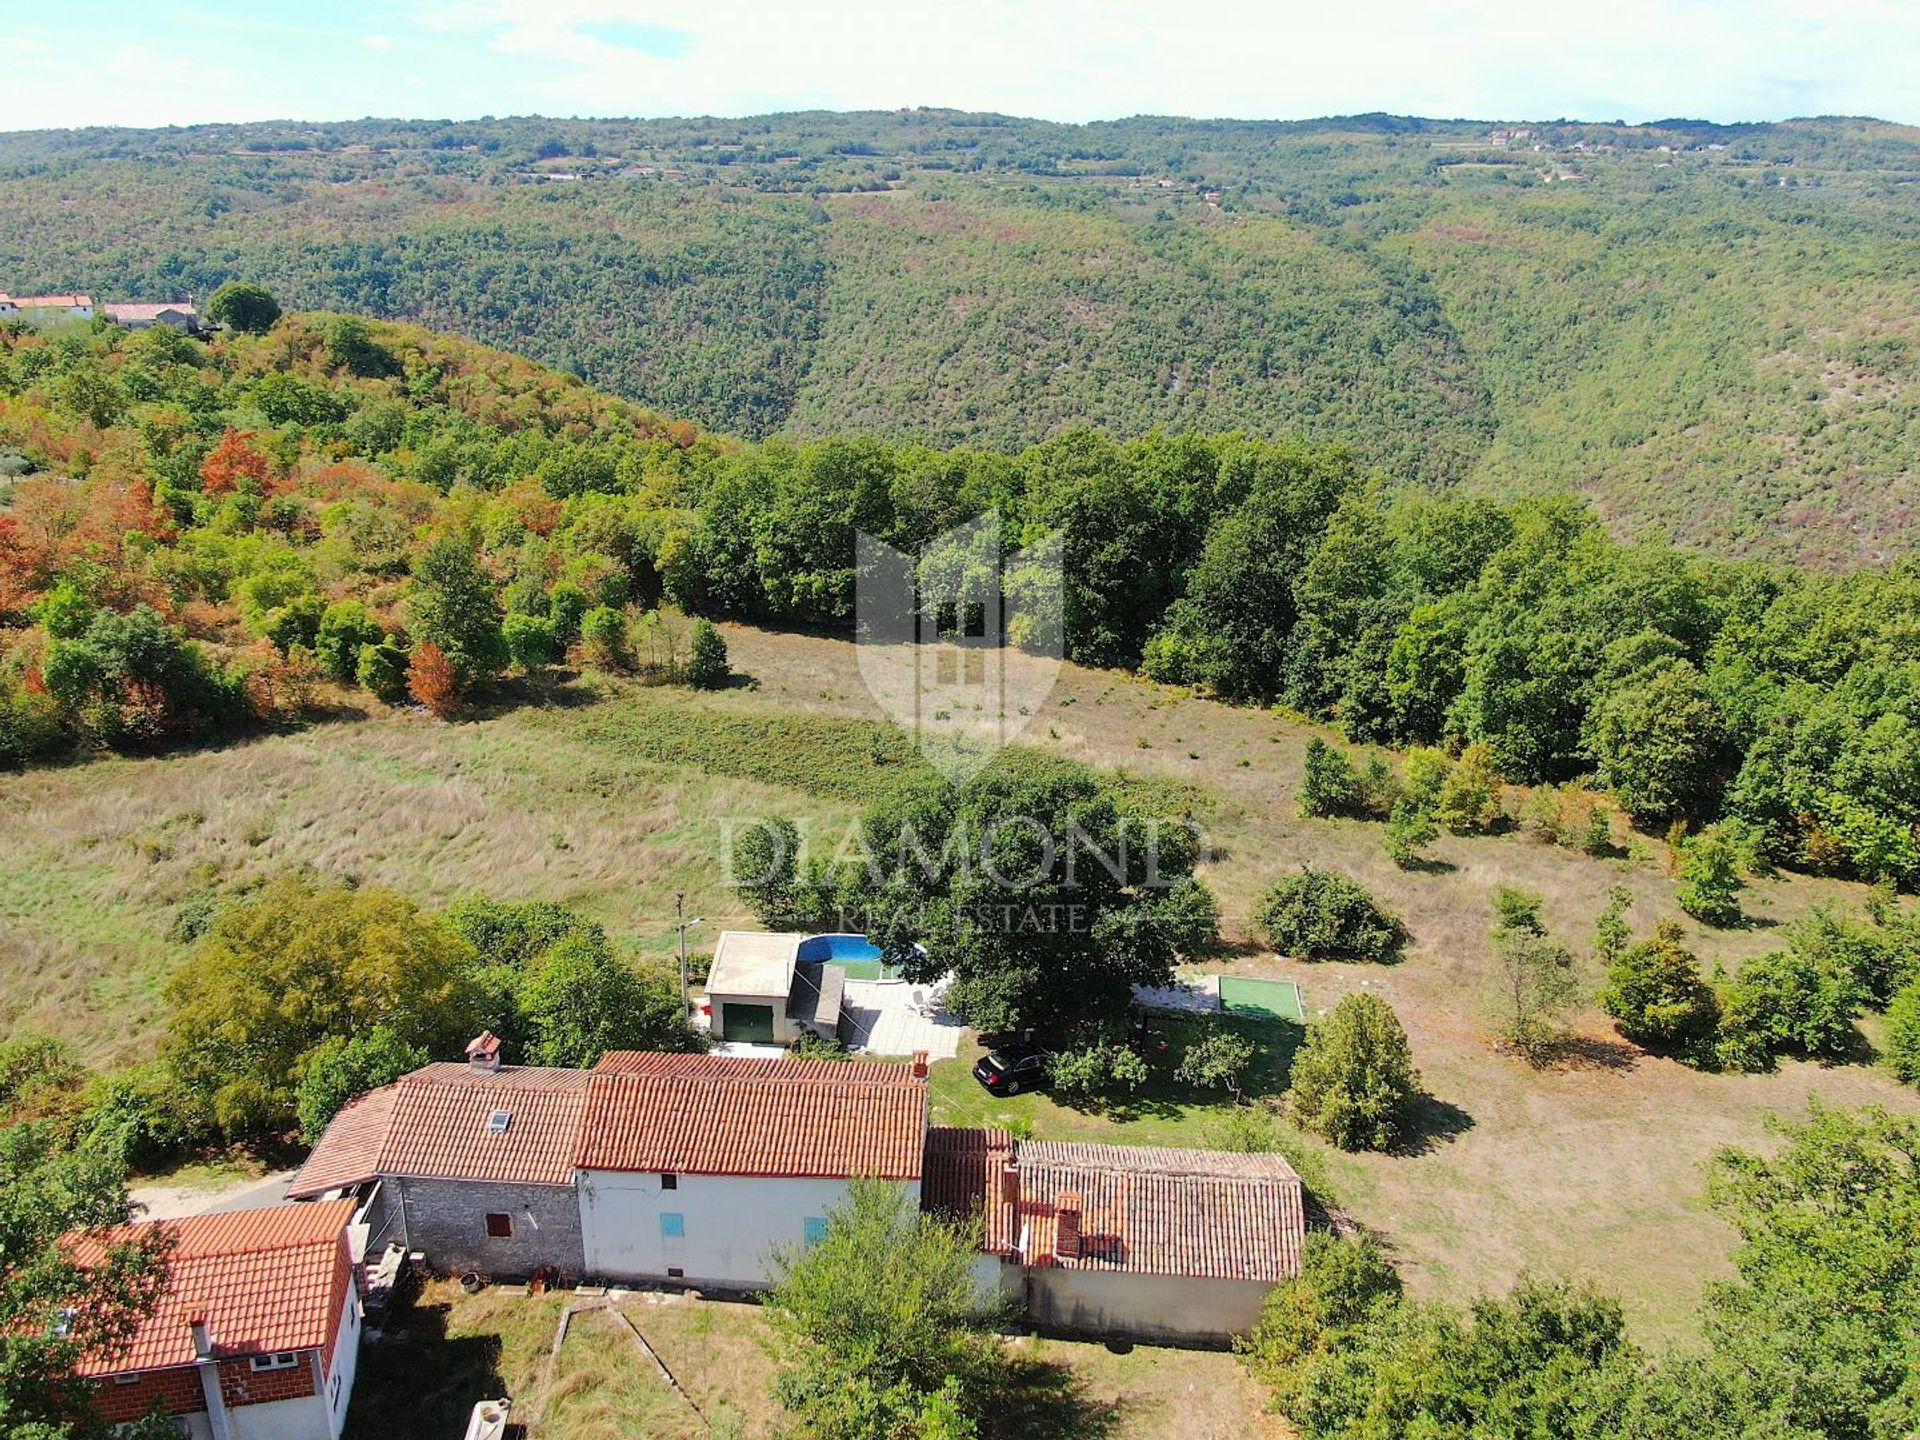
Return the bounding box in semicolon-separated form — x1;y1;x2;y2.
838;978;967;1059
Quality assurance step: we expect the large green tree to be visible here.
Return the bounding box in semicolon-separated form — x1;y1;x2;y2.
765;1179;999;1440
164;878;486;1138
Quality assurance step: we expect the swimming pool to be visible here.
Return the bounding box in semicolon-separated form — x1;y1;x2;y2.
798;933;904;981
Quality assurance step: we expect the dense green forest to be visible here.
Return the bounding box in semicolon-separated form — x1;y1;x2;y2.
4;308;1920;890
4;111;1920;561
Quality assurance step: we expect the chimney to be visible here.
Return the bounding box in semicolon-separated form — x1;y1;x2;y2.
465;1031;502;1073
998;1157;1019;1207
1055;1191;1082;1261
189;1317;213;1360
910;1050;929;1080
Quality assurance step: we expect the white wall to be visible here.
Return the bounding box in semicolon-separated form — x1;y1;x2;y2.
578;1170;921;1290
1025;1268;1274;1344
323;1286;361;1440
229;1391;333;1440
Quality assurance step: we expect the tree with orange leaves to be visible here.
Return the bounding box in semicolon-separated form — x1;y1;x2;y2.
198;428;271;497
0;515;36;618
406;642;460;719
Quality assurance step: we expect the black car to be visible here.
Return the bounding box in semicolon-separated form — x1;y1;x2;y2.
973;1043;1051;1096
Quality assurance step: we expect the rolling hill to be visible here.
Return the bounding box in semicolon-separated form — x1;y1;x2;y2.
4;110;1920;562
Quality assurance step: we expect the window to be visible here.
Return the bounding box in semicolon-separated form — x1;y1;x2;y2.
250;1352;299;1373
660;1173;677;1191
486;1109;512;1135
485;1213;514;1238
113;1374;141;1386
666;1266;684;1278
803;1217;829;1247
660;1212;685;1239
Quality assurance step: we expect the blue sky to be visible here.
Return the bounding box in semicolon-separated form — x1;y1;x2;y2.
3;0;1917;131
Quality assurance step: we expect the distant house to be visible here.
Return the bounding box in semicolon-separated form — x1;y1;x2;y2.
71;1200;362;1440
103;301;202;332
924;1130;1306;1344
1;292;94;320
289;1042;929;1292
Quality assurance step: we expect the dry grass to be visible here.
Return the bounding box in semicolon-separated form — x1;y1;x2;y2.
7;622;1920;1343
346;1281;1277;1440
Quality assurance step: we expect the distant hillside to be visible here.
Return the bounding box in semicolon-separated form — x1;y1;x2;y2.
4;111;1920;562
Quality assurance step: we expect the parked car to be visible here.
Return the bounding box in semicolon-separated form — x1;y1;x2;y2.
973;1042;1051;1096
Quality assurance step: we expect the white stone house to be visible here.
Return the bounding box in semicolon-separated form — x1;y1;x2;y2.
2;292;94;320
103;301;203;331
290;1044;929;1294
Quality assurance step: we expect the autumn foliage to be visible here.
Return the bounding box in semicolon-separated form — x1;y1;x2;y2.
406;641;460;718
199;428;272;496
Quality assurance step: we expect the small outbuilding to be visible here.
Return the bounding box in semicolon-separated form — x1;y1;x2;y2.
925;1130;1307;1345
704;930;844;1045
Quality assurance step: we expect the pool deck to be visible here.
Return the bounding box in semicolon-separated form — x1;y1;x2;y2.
837;979;967;1059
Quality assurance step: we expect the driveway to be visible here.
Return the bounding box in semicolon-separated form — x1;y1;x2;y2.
130;1169;297;1221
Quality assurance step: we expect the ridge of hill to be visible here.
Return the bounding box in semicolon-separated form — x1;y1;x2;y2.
4;111;1920;562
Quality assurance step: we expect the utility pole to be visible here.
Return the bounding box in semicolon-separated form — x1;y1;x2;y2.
674;893;704;1019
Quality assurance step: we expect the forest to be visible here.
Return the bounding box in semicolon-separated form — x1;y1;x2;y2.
3;111;1920;561
3;305;1920;894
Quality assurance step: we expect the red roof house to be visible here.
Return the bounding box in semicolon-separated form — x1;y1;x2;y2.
72;1200;362;1439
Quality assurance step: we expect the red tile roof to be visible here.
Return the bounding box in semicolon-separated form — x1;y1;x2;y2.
5;293;93;308
925;1133;1306;1283
70;1201;356;1376
292;1053;930;1193
923;1126;1019;1252
1015;1141;1305;1282
288;1064;590;1197
578;1053;927;1180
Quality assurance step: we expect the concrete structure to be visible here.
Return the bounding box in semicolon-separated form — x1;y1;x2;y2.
74;1201;362;1440
923;1130;1306;1345
704;930;841;1045
103;301;202;331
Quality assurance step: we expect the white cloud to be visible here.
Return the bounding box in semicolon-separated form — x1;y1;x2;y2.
422;0;1920;124
2;0;1916;131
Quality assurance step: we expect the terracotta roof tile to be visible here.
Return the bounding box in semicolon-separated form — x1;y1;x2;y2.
579;1053;926;1179
288;1064;590;1197
923;1126;1019;1252
1014;1141;1305;1282
70;1201;356;1376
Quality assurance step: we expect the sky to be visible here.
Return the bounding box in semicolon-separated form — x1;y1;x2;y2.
1;0;1917;132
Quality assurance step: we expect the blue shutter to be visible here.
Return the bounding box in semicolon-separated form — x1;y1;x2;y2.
660;1212;685;1239
803;1216;828;1247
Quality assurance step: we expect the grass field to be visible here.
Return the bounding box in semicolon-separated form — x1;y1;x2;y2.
344;1280;1280;1440
5;621;1920;1343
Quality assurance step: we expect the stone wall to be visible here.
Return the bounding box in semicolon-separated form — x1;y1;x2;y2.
392;1176;584;1280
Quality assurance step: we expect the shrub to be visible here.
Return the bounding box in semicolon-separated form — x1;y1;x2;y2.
1781;904;1917;1009
502;612;558;675
355;639;409;702
1254;868;1402;962
1487;930;1580;1062
1887;981;1920;1085
1676;827;1745;927
1288;993;1420;1151
78;1060;211;1170
1298;737;1362;818
1491;885;1545;937
579;604;629;669
1593;885;1633;966
1598;918;1720;1053
313;600;384;684
1175;1030;1257;1101
1713;946;1866;1071
406;641;460;718
1382;799;1437;868
1240;1231;1403;1410
548;582;589;643
684;618;730;689
1050;1041;1150;1106
1433;743;1502;833
1402;747;1452;812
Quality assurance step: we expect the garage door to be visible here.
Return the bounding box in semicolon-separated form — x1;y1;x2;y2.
721;1002;775;1043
